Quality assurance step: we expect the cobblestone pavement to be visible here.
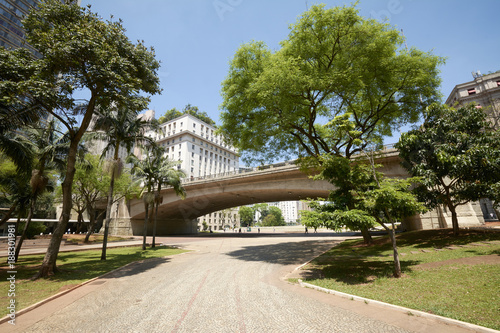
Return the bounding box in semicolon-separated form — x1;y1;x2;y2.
6;234;480;333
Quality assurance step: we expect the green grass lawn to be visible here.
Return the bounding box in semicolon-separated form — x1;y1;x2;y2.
300;229;500;330
0;246;187;318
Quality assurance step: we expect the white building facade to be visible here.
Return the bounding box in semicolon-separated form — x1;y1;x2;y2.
147;113;241;231
446;71;500;130
150;114;239;179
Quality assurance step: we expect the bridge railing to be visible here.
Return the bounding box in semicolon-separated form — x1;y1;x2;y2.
180;143;398;184
181;159;299;184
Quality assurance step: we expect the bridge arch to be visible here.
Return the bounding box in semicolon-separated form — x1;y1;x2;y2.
126;163;333;234
109;149;437;235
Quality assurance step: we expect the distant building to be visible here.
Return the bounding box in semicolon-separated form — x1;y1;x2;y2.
445;71;499;222
268;201;311;225
446;71;500;129
146;113;241;231
149;113;240;179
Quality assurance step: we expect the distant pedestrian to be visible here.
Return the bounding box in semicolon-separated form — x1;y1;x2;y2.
258;228;260;233
305;227;308;234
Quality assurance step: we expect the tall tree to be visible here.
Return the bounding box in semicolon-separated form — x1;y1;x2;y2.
219;4;443;165
396;104;500;236
127;146;185;250
219;3;442;243
90;107;156;260
151;155;186;248
308;153;424;277
2;0;162;278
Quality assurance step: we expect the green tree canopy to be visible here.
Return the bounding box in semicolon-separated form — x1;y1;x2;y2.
158;104;215;126
396;103;500;235
219;4;443;165
262;206;286;226
238;206;254;227
4;0;162;277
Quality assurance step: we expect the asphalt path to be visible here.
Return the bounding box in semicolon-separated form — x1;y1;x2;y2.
3;233;480;333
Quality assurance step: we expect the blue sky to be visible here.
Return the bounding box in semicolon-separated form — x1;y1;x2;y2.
81;0;499;145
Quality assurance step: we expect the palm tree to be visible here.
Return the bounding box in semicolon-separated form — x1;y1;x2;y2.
151;154;186;248
90;108;156;260
127;145;186;250
127;149;157;251
14;120;67;262
0;174;31;227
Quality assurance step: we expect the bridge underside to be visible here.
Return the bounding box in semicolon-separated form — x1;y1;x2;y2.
122;168;334;235
107;151;487;236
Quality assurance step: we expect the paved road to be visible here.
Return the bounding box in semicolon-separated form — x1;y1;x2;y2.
4;234;480;333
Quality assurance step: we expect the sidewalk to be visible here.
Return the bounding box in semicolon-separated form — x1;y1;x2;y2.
0;237;145;257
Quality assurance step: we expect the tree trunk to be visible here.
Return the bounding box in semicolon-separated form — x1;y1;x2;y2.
0;204;16;226
75;210;84;234
376;214;401;278
389;224;401;278
14;200;35;262
84;207;95;244
101;165;116;261
35;96;97;279
34;139;79;278
449;205;460;236
360;226;372;245
143;202;149;250
152;201;159;249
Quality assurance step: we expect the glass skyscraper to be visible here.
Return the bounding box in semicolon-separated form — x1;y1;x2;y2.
0;0;40;54
0;0;79;56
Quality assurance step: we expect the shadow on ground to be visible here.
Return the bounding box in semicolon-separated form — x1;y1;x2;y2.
225;239;343;266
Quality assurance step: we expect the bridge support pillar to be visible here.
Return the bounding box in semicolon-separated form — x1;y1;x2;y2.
129;218;199;236
402;201;485;231
105;217;199;236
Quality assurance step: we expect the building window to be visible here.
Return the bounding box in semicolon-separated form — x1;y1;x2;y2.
468;88;476;95
497;80;500;87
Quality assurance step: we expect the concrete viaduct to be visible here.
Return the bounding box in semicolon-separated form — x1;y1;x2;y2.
107;149;485;235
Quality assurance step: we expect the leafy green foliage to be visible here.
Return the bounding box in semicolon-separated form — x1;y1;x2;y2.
220;4;443;165
158;104;215;126
17;222;46;239
238;206;254;227
396;103;500;233
7;0;163;277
